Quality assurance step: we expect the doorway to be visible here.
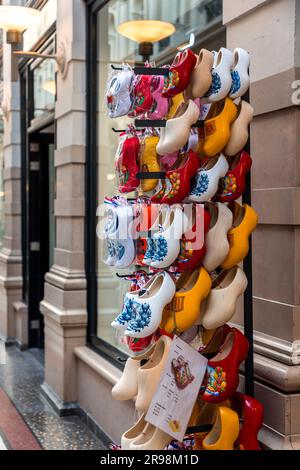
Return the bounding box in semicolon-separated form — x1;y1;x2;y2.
25;126;55;348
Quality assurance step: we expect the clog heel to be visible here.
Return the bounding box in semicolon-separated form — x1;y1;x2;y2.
229;48;250;100
203;98;237;157
225;100;254;156
206;48;234;103
191;49;214;99
203;407;239;450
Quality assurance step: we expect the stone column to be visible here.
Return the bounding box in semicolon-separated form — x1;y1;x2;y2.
0;0;25;346
40;0;88;413
224;0;300;449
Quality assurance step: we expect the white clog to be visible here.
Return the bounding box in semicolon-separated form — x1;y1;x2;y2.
150;206;189;269
156;100;199;155
143;208;170;266
106;66;134;118
201;266;248;329
188;154;229;203
224;100;254;156
202;202;233;272
135;335;172;413
124;272;176;338
130;424;172;450
229;48;250;100
112;346;155;401
207;48;234;103
121;414;147;450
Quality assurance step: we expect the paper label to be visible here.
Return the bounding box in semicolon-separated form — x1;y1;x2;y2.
145;336;208;441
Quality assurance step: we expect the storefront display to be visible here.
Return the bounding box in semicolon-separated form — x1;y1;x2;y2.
103;43;263;451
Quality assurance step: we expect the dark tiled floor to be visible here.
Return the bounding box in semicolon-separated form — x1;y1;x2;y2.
0;346;107;450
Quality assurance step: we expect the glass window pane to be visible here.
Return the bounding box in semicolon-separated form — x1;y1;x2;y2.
96;0;223;353
32;57;56;120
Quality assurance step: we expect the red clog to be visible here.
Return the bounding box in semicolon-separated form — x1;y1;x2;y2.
175;205;210;271
200;328;249;404
130;74;154;117
115;134;140;193
214;151;252;203
151;180;167;204
232;392;264;450
161;150;200;204
162;49;197;98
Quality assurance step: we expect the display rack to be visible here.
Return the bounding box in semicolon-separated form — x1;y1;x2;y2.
110;64;254;433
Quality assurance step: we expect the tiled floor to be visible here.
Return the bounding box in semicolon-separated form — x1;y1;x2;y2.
0;346;107;450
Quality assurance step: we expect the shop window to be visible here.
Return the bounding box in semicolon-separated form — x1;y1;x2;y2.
86;0;224;365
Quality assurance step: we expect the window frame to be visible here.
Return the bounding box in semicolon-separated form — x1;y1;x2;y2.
85;0;224;368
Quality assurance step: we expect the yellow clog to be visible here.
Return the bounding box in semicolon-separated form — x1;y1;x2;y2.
167;92;185;119
221;202;258;270
203;98;237;157
140;135;160;192
160;268;211;334
203;406;239;450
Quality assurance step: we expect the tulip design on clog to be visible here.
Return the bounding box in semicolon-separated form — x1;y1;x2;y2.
229;48;250;100
231;392;264;451
203;98;237;157
162;49;197;98
206;48;234;103
203;407;240;451
161;150;200;204
156;100;200;155
106;66;134;118
221;202;258;270
200;328;249;404
160;268;212;334
202;202;233;272
130;74;154;117
201;266;248;330
188;154;229;203
191;49;214;99
175;204;210;272
214;151;252;203
225;101;254;156
124;272;176;338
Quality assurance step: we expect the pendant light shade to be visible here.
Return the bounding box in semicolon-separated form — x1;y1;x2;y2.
117;20;175;44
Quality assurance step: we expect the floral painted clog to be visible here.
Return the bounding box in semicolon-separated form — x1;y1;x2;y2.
124;271;176;338
148;75;169;120
214;150;252;203
206;48;234;103
161;150;200;204
202;202;233;272
130;74;154;117
160;267;212;334
203;407;240;450
221;202;258;270
175;204;210;272
106;66;134;118
188;154;229;203
201;266;248;330
203;98;237;157
162;49;197;98
225;100;254;156
200;328;249;404
191;49;214;99
229;48;250;100
115;134;140;193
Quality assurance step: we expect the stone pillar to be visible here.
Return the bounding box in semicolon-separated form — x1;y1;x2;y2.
40;0;88;412
0;0;25;346
224;0;300;449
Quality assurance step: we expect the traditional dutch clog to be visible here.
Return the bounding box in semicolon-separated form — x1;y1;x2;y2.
191;49;214;99
202;202;233;272
135;335;172;412
161;150;200;204
115;134;140;194
121;414;148;450
229;48;250;100
203;407;240;450
200;328;249;404
231;392;264;451
162;49;197;98
225;100;254;156
203;98;237;157
214;150;252;203
221;202;258;270
106;66;134;118
160;268;212;334
130;74;154;117
130;423;172;450
124;272;176;338
140;135;160;192
201;266;248;330
188;154;229;203
156;100;200;155
148;75;169;120
206;48;234;103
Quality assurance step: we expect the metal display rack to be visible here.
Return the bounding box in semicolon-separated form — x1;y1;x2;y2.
110;64;254;433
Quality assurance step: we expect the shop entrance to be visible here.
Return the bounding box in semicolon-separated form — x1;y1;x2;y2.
24;123;55;349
